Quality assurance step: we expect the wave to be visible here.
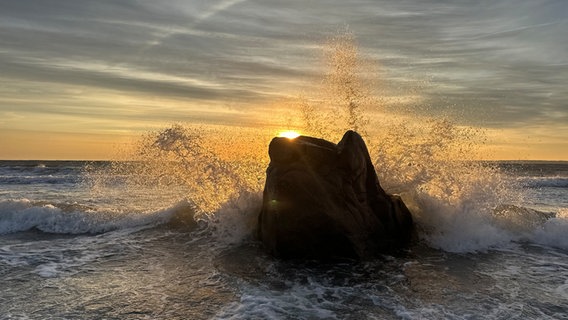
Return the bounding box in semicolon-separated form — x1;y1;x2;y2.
12;33;564;256
0;198;198;235
533;208;568;250
519;176;568;189
414;198;568;252
0;175;78;185
3;191;567;254
0;162;82;185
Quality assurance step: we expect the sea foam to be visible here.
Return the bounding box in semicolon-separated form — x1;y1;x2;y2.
0;198;195;235
533;209;568;250
76;32;567;256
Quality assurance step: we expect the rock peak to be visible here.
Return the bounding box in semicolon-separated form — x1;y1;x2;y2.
258;131;414;260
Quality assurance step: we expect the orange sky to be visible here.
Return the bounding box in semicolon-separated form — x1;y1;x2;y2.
1;1;567;160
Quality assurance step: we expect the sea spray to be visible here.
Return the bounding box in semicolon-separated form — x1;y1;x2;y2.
82;125;270;242
85;125;268;213
83;31;543;252
370;118;524;252
533;208;568;250
295;31;529;252
298;30;376;141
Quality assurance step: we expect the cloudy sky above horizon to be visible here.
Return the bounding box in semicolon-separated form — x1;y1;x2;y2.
1;0;567;159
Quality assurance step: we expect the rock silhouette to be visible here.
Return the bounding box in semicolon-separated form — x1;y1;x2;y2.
258;130;414;259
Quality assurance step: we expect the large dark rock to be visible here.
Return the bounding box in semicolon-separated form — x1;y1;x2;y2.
257;130;414;259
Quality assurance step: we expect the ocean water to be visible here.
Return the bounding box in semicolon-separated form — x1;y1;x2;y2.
0;159;567;319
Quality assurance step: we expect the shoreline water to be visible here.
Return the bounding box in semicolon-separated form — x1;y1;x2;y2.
0;159;567;319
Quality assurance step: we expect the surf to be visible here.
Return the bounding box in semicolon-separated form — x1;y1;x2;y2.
64;31;568;253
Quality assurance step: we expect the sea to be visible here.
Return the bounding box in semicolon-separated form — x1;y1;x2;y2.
0;159;567;319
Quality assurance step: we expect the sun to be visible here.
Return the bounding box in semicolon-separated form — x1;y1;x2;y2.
278;130;301;139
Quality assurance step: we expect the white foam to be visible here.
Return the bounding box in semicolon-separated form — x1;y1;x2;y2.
414;192;568;252
555;281;568;300
209;191;262;245
0;198;195;235
532;210;568;250
216;281;342;319
400;174;520;253
35;262;60;278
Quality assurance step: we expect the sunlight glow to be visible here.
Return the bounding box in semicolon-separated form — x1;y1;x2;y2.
278;130;301;139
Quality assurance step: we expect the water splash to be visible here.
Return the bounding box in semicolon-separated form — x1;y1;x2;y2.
298;30;376;141
83;30;540;252
295;30;528;252
84;125;268;215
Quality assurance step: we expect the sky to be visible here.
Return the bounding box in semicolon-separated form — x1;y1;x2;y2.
0;0;567;160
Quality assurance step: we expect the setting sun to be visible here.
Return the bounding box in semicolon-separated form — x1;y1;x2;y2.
278;130;301;139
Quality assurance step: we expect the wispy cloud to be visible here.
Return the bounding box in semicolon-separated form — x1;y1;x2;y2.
0;0;567;158
139;0;250;54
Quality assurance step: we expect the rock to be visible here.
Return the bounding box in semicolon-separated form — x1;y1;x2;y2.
257;130;414;259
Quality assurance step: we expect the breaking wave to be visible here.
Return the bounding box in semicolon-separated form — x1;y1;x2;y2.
0;198;196;235
77;30;567;253
520;176;568;188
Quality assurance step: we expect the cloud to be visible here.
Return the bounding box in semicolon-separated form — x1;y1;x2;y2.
0;0;567;140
